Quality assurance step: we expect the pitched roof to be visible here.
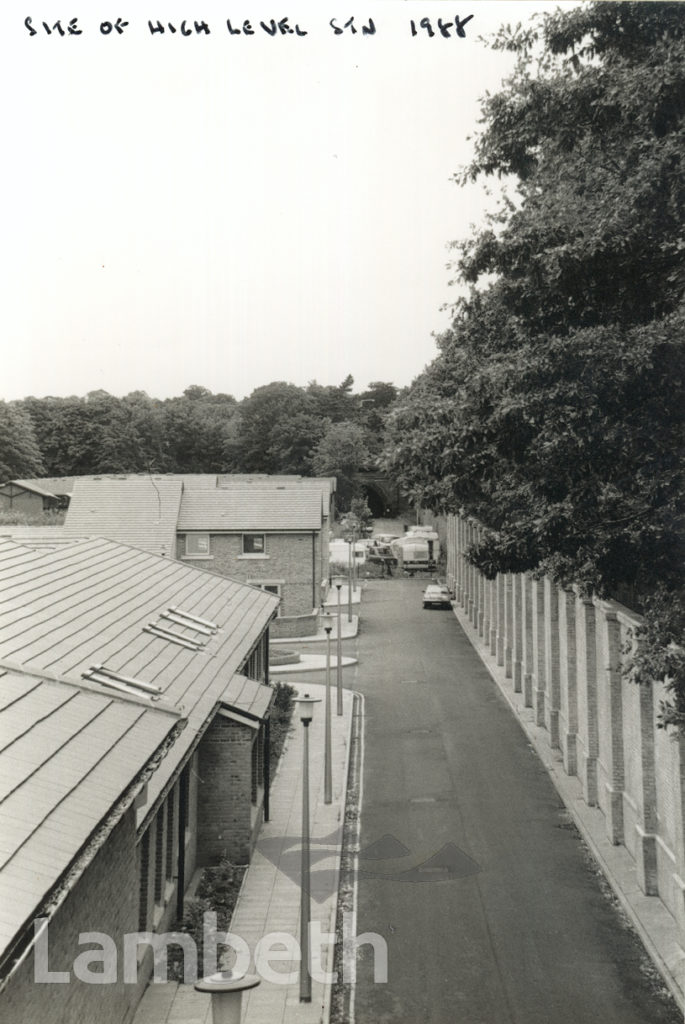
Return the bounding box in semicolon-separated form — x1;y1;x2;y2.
0;666;181;961
178;488;324;532
16;474;219;494
218;474;336;506
0;527;74;550
2;480;59;499
62;479;184;556
0;536;278;961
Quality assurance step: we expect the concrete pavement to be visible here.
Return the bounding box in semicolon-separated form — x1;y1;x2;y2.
133;681;356;1024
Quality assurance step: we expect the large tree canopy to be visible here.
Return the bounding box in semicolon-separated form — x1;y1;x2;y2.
386;1;685;603
0;402;44;481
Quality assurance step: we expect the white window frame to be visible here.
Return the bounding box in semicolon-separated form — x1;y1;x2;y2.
184;533;211;558
241;533;267;557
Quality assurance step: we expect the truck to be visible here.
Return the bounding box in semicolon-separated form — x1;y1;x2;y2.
389;528;440;575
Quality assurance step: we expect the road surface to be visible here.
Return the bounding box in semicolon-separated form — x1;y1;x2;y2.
350;578;679;1024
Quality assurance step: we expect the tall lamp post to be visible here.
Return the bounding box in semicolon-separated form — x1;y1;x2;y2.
347;540;353;623
323;617;333;805
295;693;321;1003
335;580;343;715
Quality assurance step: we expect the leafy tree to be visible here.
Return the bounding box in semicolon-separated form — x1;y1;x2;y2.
306;376;358;423
311;421;371;508
21;395;101;476
161;387;237;472
0;401;45;480
230;382;324;474
359;381;398;459
384;2;685;715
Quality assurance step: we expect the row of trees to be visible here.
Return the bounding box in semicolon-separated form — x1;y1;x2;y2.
383;3;685;721
1;379;398;509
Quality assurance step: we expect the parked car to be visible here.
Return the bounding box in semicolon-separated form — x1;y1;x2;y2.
422;583;452;609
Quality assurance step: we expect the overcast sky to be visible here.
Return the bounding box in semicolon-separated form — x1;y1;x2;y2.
2;1;580;402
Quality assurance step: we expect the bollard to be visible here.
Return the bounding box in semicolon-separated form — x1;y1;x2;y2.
194;970;261;1024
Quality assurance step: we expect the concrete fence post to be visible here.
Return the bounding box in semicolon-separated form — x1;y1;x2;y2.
558;588;578;776
489;576;498;657
671;734;685;946
575;591;598;806
626;620;658;894
499;577;509;679
521;575;534;707
596;600;625;845
482;574;492;650
512;574;523;693
495;575;506;667
544;579;561;749
465;521;474;616
532;579;547;728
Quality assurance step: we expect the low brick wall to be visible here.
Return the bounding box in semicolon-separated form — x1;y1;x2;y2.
270;611;318;639
444;512;685;944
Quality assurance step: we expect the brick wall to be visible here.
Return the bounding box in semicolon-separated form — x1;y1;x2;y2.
177;531;322;618
197;715;260;865
445;512;685;942
2;808;139;1024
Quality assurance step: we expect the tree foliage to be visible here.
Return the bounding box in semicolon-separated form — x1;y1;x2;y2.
11;380;398;496
384;2;685;711
311;421;372;508
0;401;45;480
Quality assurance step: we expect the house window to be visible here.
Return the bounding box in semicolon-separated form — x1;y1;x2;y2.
185;534;211;557
242;533;265;555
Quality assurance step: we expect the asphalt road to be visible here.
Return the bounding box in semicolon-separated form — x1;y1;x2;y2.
350;578;680;1024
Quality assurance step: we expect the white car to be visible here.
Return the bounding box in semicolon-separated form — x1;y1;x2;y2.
422;583;452;609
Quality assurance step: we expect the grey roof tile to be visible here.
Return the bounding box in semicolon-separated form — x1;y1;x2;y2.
0;536;278;961
178;488;323;532
62;479;184;557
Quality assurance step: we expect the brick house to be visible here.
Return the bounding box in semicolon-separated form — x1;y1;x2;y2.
177;487;328;638
58;475;335;637
0;535;279;1024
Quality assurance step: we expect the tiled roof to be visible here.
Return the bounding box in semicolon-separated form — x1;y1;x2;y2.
8;477;75;495
62;479;184;556
0;536;278;960
0;527;75;550
218;474;336;504
4;480;59;498
17;474;220;494
178;488;323;532
0;666;180;960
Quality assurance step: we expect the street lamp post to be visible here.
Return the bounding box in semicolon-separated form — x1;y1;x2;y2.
295;693;321;1003
347;541;353;623
335;581;343;716
323;618;333;805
